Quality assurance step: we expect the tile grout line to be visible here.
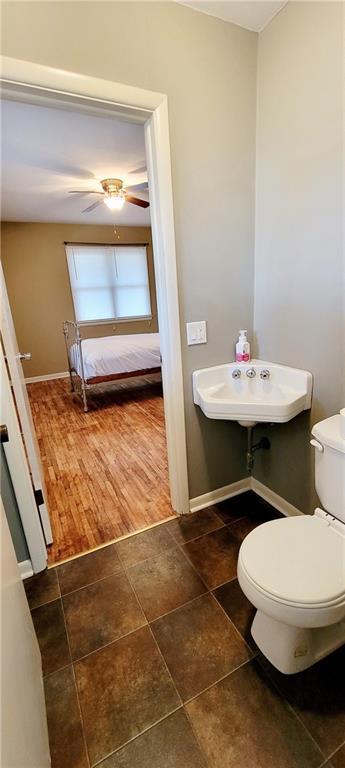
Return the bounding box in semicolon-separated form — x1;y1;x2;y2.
90;704;184;768
25;569;61;610
68;618;149;666
119;562;185;709
167;513;227;544
122;536;212;620
42;660;72;681
281;697;327;765
181;705;210;768
77;614;185;764
29;595;61;614
115;526;177;571
255;657;329;763
58;564;129;598
170;533;215;591
29;594;61;612
209;573;239;592
118;553;182;700
145;592;255;713
57;569;122;599
146;621;184;707
148;588;255;667
147;590;209;626
59;595;92;768
183;656;255;707
181;658;258;768
319;738;345;767
170;519;257;589
208;590;256;658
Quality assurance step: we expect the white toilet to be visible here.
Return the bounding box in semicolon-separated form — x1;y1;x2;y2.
238;409;345;674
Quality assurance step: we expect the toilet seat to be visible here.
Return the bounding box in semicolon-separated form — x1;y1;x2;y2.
238;514;345;609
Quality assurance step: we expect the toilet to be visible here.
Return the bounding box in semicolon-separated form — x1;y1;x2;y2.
238;409;345;674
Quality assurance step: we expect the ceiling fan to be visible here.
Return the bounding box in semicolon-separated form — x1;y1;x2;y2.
69;178;149;213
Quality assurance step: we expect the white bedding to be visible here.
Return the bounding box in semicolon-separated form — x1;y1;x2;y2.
70;333;161;380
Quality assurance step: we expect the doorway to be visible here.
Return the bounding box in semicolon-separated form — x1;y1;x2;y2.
1;56;189;571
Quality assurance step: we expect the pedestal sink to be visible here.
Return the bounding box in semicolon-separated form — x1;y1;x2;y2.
193;360;313;427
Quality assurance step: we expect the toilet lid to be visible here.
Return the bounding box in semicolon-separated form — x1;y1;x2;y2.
239;516;345;606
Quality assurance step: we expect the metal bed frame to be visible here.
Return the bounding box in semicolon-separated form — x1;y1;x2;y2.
63;320;161;412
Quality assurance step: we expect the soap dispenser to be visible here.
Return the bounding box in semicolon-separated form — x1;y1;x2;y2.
236;330;250;363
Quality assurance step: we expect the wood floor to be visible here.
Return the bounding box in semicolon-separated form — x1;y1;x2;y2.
28;375;174;565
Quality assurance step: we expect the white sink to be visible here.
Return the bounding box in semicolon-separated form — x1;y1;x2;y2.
193;360;313;427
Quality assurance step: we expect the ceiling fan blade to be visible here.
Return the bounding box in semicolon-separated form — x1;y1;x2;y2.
82;199;104;213
69;190;103;195
129;164;147;175
124;182;149;193
125;195;150;209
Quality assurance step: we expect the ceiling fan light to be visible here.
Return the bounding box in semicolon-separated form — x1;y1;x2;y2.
104;194;125;210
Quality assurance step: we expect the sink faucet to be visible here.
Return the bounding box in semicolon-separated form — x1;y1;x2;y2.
246;367;256;378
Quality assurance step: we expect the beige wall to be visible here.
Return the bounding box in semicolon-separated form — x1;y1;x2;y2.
1;223;158;378
253;2;345;512
2;1;258;499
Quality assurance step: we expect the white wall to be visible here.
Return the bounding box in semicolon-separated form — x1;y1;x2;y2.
253;1;344;512
1;0;258;499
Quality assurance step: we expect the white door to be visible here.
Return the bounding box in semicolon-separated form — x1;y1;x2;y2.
0;499;51;768
1;264;53;544
1;346;47;573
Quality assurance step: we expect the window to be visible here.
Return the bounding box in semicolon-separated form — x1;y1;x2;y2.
65;244;152;323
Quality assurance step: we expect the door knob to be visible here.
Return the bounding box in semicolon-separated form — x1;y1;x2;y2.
16;352;32;361
0;424;9;443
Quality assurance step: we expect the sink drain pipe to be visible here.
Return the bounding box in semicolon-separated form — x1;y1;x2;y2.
246;426;270;473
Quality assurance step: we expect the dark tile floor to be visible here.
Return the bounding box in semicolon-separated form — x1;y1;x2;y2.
25;492;345;768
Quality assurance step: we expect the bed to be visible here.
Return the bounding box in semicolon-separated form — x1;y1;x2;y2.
63;321;161;411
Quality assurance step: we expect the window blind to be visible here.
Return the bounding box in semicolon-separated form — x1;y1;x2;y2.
65;244;152;323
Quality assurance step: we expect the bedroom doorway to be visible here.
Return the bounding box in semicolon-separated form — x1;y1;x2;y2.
1;57;189;570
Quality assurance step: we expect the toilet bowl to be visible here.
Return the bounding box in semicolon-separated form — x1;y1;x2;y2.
237;411;345;674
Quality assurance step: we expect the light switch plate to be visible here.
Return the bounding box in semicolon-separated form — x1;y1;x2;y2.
186;320;207;346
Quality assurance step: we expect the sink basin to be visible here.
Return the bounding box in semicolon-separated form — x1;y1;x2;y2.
193;360;313;427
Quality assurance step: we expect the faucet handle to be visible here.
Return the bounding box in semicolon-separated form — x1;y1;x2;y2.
260;368;270;380
232;368;242;379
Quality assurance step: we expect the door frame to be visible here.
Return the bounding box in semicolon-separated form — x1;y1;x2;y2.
0;55;189;518
1;348;47;573
1;263;53;545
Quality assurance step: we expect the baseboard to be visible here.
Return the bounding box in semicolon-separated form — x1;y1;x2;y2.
25;371;70;384
189;478;251;513
189;476;302;517
18;559;34;580
251;478;303;518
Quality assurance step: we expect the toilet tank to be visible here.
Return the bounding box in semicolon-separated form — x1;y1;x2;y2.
311;411;345;522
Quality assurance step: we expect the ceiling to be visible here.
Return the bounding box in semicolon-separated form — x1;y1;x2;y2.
1;100;151;226
177;1;287;31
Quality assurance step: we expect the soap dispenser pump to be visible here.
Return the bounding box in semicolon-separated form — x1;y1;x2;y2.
236;330;250;363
